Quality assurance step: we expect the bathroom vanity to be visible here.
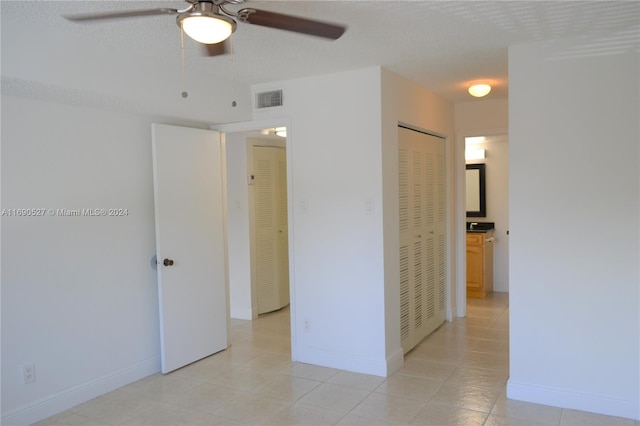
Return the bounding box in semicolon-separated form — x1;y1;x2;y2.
466;222;494;298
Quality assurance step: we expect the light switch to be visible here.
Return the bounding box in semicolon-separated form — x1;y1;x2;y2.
298;200;308;214
364;198;374;215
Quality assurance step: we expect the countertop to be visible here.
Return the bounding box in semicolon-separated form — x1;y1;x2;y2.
466;222;495;233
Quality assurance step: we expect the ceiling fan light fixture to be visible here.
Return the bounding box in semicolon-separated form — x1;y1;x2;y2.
468;84;491;98
177;4;236;44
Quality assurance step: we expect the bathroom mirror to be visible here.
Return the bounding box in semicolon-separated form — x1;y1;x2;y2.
466;163;486;217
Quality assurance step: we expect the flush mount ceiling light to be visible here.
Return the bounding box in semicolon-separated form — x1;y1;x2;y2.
177;3;236;44
275;127;287;138
468;84;492;98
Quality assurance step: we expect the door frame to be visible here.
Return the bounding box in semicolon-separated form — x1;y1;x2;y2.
211;118;298;359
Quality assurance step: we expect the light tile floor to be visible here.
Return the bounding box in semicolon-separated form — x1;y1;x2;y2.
35;293;638;426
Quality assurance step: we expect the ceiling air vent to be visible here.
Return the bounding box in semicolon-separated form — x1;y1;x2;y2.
255;90;284;109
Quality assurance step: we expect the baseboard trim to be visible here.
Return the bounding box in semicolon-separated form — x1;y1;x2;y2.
507;379;639;421
2;356;161;426
229;307;254;320
386;347;405;376
295;346;404;377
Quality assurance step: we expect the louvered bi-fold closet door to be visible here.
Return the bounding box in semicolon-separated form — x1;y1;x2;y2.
398;126;446;354
254;146;289;314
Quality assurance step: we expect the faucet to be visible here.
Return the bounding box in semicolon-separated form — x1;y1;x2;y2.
470;222;478;230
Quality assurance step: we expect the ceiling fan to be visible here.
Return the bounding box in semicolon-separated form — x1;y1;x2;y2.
64;0;347;56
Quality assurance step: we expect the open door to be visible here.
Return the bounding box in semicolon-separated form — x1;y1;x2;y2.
152;123;228;374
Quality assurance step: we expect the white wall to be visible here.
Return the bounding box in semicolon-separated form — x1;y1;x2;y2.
253;68;391;375
251;67;455;376
1;6;253;422
1;96;161;424
225;133;253;320
455;100;508;133
508;39;639;420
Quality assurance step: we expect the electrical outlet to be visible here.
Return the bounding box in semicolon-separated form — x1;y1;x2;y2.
303;319;310;331
22;362;35;384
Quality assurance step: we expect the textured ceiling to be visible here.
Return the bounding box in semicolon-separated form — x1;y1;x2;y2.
2;0;639;103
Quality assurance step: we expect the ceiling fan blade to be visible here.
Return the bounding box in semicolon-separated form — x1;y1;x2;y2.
202;40;228;57
64;8;178;22
237;8;346;40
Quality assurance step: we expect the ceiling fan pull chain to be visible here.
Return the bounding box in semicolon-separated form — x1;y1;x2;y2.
230;34;237;107
180;22;188;99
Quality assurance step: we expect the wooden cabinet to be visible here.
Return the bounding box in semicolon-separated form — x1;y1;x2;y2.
466;231;494;298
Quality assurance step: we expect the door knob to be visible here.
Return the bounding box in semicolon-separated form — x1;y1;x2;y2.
163;258;174;266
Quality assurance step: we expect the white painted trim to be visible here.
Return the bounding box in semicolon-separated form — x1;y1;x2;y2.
455;132;467;318
230;307;255;321
1;357;161;426
507;380;640;421
459;128;509;139
220;132;232;353
385;348;405;376
445;132;455;322
210;118;289;134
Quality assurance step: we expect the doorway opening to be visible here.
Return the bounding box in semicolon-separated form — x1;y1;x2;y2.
461;133;509;312
221;123;293;355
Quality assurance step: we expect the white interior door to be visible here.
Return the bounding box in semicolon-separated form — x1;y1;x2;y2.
152;123;228;374
253;146;289;314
